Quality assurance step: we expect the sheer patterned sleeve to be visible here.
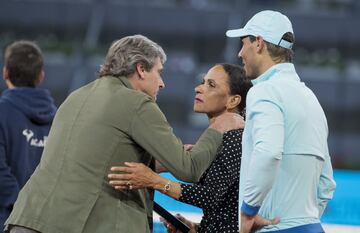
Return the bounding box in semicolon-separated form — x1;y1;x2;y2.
178;130;242;210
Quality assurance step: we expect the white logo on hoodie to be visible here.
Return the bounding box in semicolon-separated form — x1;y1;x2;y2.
22;129;47;147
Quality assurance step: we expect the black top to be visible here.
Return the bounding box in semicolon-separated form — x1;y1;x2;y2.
179;129;242;233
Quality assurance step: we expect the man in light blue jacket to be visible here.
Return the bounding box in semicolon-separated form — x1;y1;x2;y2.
226;10;336;233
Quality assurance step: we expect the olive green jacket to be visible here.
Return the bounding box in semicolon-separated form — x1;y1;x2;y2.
6;76;222;233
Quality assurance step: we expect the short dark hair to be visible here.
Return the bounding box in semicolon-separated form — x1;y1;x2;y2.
219;63;252;116
248;32;295;63
4;40;44;87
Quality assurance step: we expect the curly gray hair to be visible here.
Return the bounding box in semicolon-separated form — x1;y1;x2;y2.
98;35;166;78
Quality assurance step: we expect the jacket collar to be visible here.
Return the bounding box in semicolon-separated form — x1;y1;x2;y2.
102;75;135;90
251;63;298;85
117;76;134;90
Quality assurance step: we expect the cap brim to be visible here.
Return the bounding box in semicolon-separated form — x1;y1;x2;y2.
225;28;248;38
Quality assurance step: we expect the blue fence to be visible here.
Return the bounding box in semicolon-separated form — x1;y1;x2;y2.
321;170;360;226
153;170;360;232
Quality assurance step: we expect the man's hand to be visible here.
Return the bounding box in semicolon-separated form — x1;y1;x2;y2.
240;213;279;233
210;112;245;133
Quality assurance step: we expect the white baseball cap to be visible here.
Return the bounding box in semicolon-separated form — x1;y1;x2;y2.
226;10;294;49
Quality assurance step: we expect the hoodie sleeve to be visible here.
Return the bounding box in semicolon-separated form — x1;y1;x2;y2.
0;126;20;210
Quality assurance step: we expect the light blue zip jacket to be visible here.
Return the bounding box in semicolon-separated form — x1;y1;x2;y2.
239;63;336;232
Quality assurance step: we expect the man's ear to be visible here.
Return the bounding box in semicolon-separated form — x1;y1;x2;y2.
256;36;266;53
3;67;9;81
226;95;241;111
3;67;15;89
37;70;45;85
136;63;146;79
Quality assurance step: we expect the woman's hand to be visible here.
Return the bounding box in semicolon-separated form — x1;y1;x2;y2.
108;162;158;190
160;214;198;233
109;162;182;199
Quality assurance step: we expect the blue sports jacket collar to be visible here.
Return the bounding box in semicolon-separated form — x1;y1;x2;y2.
251;63;299;85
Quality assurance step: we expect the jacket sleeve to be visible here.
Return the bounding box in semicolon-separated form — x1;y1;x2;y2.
0;126;20;210
130;98;223;183
317;154;336;217
241;86;284;216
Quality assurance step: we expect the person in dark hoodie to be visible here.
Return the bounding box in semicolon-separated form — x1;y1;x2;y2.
0;40;57;232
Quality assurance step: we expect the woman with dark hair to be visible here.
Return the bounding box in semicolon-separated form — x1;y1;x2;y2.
108;63;252;232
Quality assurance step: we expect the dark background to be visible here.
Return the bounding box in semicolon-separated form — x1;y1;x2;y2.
1;0;359;169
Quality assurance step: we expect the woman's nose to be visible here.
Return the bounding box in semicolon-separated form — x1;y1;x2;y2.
195;84;202;93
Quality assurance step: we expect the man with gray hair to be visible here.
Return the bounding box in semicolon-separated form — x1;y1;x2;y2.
5;35;243;233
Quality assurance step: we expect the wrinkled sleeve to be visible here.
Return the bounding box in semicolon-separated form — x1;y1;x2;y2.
0;125;20;210
317;154;336;217
131;98;223;183
241;86;284;216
